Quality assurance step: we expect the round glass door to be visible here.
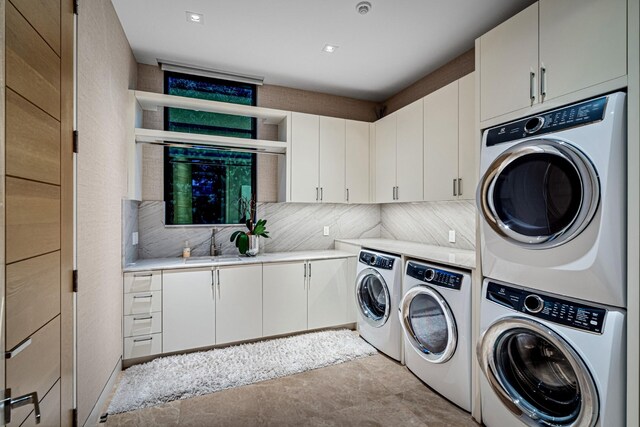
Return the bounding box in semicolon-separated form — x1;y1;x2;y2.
356;269;390;328
399;286;457;364
479;139;599;248
477;317;598;427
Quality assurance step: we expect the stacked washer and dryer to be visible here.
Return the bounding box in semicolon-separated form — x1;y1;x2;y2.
476;92;627;426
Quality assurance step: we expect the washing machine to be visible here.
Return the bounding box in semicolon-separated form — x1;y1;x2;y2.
399;260;472;412
477;279;625;427
355;249;402;361
477;92;626;307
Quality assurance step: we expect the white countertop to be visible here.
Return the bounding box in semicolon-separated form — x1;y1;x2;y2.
336;238;476;270
124;250;356;273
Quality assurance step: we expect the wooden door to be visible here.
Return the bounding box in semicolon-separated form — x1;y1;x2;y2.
162;269;215;353
395;98;424;202
216;265;263;345
424;81;459;201
479;3;539;122
262;262;308;336
457;72;477;200
3;0;74;425
290;112;320;203
345;120;370;204
307;259;349;330
318;116;346;203
374;113;397;203
539;0;627;102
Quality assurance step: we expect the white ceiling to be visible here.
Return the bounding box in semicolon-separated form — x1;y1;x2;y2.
111;0;532;101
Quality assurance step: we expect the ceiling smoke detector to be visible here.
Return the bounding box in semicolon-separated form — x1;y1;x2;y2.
355;1;372;15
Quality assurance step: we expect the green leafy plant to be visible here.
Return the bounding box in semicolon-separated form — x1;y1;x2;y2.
230;218;270;254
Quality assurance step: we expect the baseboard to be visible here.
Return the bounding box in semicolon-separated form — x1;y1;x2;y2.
84;358;121;426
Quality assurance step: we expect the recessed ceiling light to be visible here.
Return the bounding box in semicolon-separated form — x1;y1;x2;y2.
356;1;372;15
186;11;204;24
322;44;339;53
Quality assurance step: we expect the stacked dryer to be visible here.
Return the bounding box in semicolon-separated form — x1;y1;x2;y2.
476;93;627;427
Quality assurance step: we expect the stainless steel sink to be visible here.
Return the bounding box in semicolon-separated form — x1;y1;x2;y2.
184;255;242;263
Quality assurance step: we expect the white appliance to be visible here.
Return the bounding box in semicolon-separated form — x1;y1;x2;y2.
400;260;472;411
355;249;402;361
477;92;626;307
477;279;625;427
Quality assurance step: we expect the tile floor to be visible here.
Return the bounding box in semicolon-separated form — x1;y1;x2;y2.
103;353;478;426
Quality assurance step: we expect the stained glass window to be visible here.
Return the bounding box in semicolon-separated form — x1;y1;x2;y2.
163;72;257;225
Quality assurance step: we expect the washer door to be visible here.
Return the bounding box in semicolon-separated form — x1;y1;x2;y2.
478;139;599;248
399;286;457;364
356;269;390;328
477;317;598;427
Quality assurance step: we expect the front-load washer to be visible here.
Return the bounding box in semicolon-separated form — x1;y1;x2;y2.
477;279;625;427
400;260;472;412
355;249;402;361
477;92;626;307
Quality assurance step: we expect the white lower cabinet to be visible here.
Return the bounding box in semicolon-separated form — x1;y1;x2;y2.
163;268;215;353
215;264;263;345
124;334;162;360
308;258;349;329
263;261;308;337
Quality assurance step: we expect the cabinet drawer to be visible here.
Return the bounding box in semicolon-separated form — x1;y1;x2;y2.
124;312;162;337
124;271;161;293
124;333;162;360
124;291;162;315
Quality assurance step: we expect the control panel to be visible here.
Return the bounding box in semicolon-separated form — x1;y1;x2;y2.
406;262;463;291
486;96;608;147
486;282;606;334
359;251;395;270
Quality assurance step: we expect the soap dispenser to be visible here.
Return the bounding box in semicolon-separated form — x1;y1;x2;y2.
182;240;191;258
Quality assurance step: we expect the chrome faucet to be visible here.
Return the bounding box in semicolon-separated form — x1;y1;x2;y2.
210;228;220;256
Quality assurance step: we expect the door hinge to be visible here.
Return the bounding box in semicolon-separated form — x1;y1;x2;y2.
73;130;79;153
73;0;79;15
72;408;78;427
73;270;78;293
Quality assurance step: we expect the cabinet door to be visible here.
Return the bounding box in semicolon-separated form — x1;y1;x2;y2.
263;261;308;336
539;0;626;102
319;116;346;203
163;269;215;353
308;258;349;330
345;120;370;204
480;3;538;122
457;72;477;200
396;99;424;202
374;113;397;203
290;112;320;203
215;264;263;345
424;81;459;201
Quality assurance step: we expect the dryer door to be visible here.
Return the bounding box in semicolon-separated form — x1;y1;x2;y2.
399;286;457;364
478;139;599;249
477;316;598;427
356;268;391;328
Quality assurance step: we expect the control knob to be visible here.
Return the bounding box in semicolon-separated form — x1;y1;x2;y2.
524;116;545;134
424;268;435;282
368;255;377;266
524;294;545;314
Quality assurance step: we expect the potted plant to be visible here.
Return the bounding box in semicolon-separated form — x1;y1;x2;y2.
230;197;269;256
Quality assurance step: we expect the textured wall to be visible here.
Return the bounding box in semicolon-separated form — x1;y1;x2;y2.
383;48;475;115
138;201;381;259
77;1;137;424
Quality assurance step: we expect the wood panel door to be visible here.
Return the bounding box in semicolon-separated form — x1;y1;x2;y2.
2;0;74;425
290;112;320;203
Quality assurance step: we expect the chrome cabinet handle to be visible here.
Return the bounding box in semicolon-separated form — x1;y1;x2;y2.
132;316;153;322
133;337;153;343
458;178;463;196
529;71;536;105
453;179;457;196
2;389;40;424
316;187;319;201
304;263;307;278
395;186;399;201
216;269;221;298
346;188;349;202
5;338;32;359
320;187;323;201
133;294;153;299
540;66;547;101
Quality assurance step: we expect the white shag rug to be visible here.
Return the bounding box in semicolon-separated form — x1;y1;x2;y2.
108;329;376;414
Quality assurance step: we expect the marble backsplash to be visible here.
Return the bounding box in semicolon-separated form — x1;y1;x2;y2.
137;201;381;259
122;199;140;265
380;200;476;250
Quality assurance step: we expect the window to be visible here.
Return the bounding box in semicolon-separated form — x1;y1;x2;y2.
164;72;257;225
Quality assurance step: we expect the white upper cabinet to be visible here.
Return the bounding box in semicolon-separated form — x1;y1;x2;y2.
480;3;539;122
290;112;320;203
375;113;397;203
319;117;346;203
395;99;424;202
424;81;459;201
457;72;477;200
538;0;626;102
480;0;627;124
345;120;370;204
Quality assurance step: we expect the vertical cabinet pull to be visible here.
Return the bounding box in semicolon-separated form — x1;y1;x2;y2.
453;179;457;197
346;188;349;203
211;271;215;299
217;270;221;299
396;186;399;201
458;178;463;196
320;187;323;201
316;187;319;201
529;71;536;105
540;66;547;101
308;262;312;289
